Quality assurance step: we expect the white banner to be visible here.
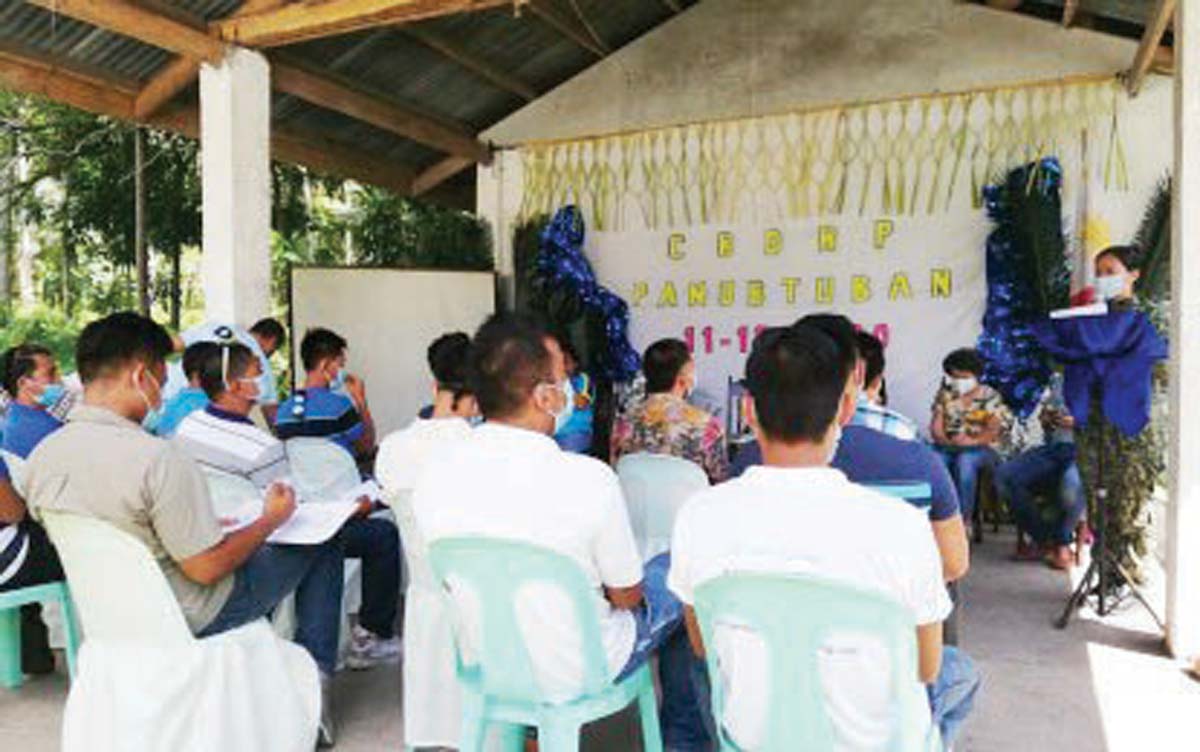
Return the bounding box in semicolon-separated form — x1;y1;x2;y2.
585;213;987;428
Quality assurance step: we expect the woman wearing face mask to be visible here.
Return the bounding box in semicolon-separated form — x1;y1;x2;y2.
930;347;1012;529
1093;244;1142;308
0;343;69;676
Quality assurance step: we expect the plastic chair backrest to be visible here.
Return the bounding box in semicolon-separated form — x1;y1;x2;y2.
615;452;708;560
387;489;437;591
428;536;609;703
866;482;934;515
285;437;360;503
693;572;926;752
201;466;262;519
2;450;27;495
40;511;193;647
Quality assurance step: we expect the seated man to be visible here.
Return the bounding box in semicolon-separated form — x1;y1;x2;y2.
376;331;478;494
995;372;1084;570
155;341;218;437
930;348;1011;525
731;315;970;584
175;318;286;426
669;324;980;750
23;313;343;746
852;330;920;441
175;342;401;670
414;313;709;750
0;343;68;675
553;335;596;455
276;328;376;463
611;338;727;483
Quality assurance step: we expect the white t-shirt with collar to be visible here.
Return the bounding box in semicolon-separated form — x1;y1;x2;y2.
668;465;952;750
375;416;474;493
412;422;644;701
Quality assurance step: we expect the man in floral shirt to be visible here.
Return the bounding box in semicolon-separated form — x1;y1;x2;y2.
611;339;728;482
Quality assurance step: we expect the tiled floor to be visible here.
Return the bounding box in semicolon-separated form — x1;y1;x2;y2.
3;529;1199;751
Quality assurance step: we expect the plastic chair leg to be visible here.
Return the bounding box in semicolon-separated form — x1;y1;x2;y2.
59;591;79;681
0;606;23;689
458;693;487;752
538;717;581;752
495;723;526;752
636;681;664;752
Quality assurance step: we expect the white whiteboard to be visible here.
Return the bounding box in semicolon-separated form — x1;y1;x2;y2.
289;267;495;437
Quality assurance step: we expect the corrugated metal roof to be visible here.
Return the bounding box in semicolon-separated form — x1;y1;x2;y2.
0;0;698;186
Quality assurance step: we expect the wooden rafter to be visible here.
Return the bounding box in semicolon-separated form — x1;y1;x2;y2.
527;0;609;57
412;155;475;195
403;26;537;101
272;60;491;163
1126;0;1177;95
20;0;491;162
1062;0;1079;26
134;0;288;118
216;0;518;48
25;0;226;63
0;49;415;194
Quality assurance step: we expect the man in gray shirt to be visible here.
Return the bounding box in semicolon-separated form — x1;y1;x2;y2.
24;312;343;746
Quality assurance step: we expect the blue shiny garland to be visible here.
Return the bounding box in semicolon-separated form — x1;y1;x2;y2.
976;158;1068;418
535;206;641;381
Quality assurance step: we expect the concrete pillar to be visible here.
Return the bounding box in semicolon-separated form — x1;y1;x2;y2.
1166;0;1200;660
200;47;272;324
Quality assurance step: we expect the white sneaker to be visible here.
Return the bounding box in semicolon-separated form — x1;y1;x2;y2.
346;625;402;670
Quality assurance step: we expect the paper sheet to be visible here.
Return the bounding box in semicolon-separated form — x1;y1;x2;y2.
219;498;361;545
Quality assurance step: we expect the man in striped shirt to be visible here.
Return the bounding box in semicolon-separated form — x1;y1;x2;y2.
174;342;401;671
850;330;921;441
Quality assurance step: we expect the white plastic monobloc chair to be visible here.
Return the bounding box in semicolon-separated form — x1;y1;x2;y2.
387;488;461;751
41;511;319;752
615;452;709;561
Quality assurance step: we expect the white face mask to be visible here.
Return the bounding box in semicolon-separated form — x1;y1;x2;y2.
1095;274;1126;301
553;378;575;435
950;377;978;396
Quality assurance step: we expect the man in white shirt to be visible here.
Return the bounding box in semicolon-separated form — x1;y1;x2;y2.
170;319;285;426
173;342;402;676
413;313;709;749
669;324;980;750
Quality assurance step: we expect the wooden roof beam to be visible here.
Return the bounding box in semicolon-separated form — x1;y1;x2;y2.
0;48;135;119
527;0;608;58
24;0;226;63
217;0;519;48
1125;0;1177;95
1062;0;1080;26
272;60;491;163
134;0;288;119
412;155;474;195
403;26;537;101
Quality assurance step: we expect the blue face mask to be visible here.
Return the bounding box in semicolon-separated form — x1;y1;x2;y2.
330;368;348;392
142;406;165;434
553;378;575;436
36;382;66;409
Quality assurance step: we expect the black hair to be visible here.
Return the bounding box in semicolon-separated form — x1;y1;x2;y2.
182;341;220;381
642;339;691;394
943;348;984;377
76;312;174;385
855;330;885;387
198;342;257;400
1;343;52;397
745;325;850;443
300;328;348;372
794;313;858;373
1095;244;1143;272
468;313;551;420
427;332;473;399
250;318;286;347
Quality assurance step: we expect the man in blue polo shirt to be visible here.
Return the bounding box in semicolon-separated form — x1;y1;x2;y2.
0;343;67;675
276;328;376;461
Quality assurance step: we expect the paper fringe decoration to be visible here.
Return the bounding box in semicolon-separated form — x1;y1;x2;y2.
518;79;1127;231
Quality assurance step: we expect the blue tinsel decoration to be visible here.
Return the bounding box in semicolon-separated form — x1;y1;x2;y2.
535;206;641;381
976;158;1070;418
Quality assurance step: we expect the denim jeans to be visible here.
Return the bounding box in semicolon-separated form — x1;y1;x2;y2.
928;646;981;747
198;537;345;675
995;442;1084;546
342;516;401;639
936;446;999;520
616;554;713;752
